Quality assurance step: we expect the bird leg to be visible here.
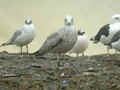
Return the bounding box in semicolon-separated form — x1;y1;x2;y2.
26;45;29;55
82;52;84;56
57;53;64;68
20;46;23;56
107;47;110;54
57;54;60;67
76;53;79;57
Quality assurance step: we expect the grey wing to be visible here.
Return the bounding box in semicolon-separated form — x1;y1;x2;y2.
8;29;22;43
110;31;120;43
34;32;63;55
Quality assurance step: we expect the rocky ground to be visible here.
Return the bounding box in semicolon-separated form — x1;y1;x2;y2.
0;51;120;90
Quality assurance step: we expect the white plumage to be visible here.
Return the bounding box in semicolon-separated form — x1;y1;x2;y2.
69;29;88;56
100;22;120;45
33;15;77;56
108;30;120;51
1;17;36;55
14;24;35;46
90;14;120;53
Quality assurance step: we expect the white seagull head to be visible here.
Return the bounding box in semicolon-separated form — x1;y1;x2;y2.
112;14;120;23
25;17;32;25
64;15;74;26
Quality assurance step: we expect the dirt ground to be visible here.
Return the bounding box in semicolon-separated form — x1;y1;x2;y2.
0;51;120;90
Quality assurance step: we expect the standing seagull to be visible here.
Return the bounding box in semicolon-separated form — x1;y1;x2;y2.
90;14;120;53
33;15;77;56
69;28;88;56
0;17;36;55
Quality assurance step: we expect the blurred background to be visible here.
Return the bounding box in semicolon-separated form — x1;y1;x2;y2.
0;0;120;55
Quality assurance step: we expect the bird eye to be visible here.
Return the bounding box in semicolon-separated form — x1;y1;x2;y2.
25;20;32;24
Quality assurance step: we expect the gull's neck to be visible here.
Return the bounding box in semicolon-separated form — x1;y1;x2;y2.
65;24;74;27
111;20;120;24
24;24;34;27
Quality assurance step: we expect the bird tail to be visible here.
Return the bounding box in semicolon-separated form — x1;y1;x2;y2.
31;50;40;56
30;49;45;56
90;37;94;41
0;42;10;47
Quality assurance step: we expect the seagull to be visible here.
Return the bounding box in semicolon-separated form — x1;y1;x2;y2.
32;15;77;57
108;30;120;52
0;17;36;55
69;28;88;56
90;14;120;53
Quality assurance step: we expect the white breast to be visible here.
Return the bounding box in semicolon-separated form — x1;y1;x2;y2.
15;24;35;46
69;35;88;54
100;23;120;45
